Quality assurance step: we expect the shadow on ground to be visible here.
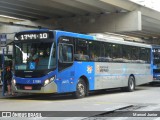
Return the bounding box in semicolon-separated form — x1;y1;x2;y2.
0;85;153;101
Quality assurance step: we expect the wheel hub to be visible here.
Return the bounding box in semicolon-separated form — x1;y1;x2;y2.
78;83;85;96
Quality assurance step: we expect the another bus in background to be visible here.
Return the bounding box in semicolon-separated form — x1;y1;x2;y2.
151;45;160;84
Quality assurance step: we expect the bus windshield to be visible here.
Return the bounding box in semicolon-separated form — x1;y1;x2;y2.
14;41;56;70
153;48;160;65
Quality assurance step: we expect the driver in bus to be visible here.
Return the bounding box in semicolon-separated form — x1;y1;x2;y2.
27;48;39;64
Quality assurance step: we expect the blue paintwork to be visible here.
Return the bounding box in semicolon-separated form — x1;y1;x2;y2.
150;47;154;75
55;62;95;93
14;70;57;85
54;30;95;93
55;30;95;41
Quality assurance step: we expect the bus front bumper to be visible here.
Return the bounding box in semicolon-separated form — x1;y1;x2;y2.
12;82;57;94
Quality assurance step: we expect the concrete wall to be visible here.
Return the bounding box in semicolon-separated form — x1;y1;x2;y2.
57;11;142;33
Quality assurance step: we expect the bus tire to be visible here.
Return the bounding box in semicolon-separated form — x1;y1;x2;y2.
127;76;135;92
74;79;87;99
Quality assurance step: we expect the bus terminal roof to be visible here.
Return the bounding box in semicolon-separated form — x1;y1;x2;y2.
0;0;160;41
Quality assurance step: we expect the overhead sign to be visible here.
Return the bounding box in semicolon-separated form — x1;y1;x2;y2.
0;34;7;47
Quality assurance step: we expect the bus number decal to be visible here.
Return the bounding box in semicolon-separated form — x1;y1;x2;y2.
40;33;48;39
33;80;41;84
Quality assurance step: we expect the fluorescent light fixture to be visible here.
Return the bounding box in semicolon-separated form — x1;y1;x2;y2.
0;14;25;21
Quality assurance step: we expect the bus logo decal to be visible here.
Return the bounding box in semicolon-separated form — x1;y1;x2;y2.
87;66;93;74
29;62;35;70
27;80;30;83
96;65;109;73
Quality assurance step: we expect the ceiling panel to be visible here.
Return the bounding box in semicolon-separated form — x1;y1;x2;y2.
0;0;124;20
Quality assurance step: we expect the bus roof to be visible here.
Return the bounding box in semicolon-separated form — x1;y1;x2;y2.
55;30;151;48
15;30;151;48
96;37;151;48
151;44;160;48
55;30;95;40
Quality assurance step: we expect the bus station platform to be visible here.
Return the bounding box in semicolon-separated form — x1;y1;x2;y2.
0;84;6;98
0;84;19;98
0;84;3;98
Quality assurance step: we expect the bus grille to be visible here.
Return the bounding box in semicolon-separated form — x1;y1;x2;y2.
16;84;42;90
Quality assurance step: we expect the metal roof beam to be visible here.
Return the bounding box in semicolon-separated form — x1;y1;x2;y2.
51;0;102;14
74;0;119;12
0;6;48;20
0;0;72;19
20;0;87;15
0;11;38;20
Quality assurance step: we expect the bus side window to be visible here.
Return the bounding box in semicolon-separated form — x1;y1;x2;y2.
59;44;63;63
66;46;72;62
59;44;73;63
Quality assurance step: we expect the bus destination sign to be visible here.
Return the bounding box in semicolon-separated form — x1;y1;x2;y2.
20;33;48;40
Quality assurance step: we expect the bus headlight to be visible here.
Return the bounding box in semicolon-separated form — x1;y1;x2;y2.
50;76;55;81
44;79;50;86
44;76;56;86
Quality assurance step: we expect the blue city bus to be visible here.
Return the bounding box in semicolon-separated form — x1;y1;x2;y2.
12;30;153;98
151;45;160;83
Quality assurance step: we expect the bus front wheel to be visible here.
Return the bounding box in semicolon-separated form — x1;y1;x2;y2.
74;79;87;99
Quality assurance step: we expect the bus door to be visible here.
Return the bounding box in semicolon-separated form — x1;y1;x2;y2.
58;43;74;92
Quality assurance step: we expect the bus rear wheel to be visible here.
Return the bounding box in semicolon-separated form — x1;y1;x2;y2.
74;79;87;99
127;76;135;92
121;76;135;92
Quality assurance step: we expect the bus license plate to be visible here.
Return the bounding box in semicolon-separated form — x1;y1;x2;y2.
24;86;32;90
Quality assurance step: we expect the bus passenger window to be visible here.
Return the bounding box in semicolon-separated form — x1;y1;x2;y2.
66;46;72;61
59;44;73;63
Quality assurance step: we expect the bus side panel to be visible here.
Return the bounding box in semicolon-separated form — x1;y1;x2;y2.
94;63;152;90
56;62;94;93
74;62;95;91
94;63;125;90
130;64;152;85
56;65;75;93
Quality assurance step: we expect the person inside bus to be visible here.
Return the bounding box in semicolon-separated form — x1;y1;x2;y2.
90;52;96;61
27;48;39;64
4;65;13;96
77;50;86;60
43;50;49;58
